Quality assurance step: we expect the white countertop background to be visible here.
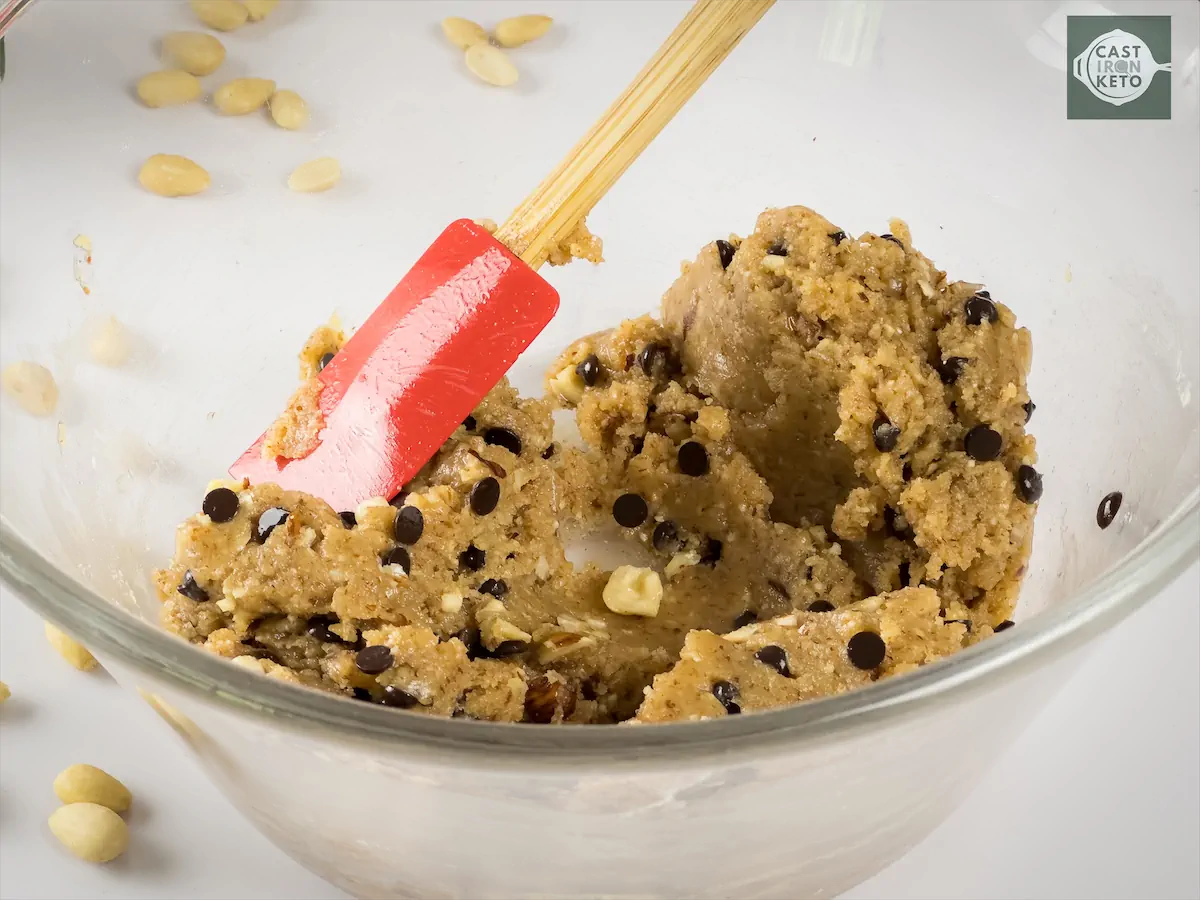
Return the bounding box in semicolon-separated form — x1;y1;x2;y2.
1;564;1196;900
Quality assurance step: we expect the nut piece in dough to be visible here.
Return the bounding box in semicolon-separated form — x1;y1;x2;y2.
136;70;202;107
494;14;553;48
268;89;309;130
465;43;519;87
2;361;58;416
441;16;488;50
288;157;341;193
138;154;210;197
53;765;133;813
214;77;276;115
549;365;585;404
190;0;248;31
48;803;129;864
602;566;663;617
161;31;226;76
45;623;100;672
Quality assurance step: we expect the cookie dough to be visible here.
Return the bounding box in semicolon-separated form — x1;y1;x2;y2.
157;206;1038;724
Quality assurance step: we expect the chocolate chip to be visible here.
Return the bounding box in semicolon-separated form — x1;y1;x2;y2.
964;294;998;326
253;507;288;543
711;680;741;714
339;510;357;528
767;579;790;599
1023;400;1036;423
944;618;973;632
767;242;787;256
964;424;1002;461
883;506;914;540
976;289;991;298
880;234;904;247
612;493;649;528
898;561;911;588
469;477;501;516
352;687;372;702
829;230;847;245
1097;491;1123;529
318;352;335;371
355;645;393;675
459;544;486;571
541;444;555;459
381;546;411;574
754;645;792;677
479;578;507;598
902;461;914;482
202;487;239;523
678;440;709;476
483;427;522;456
807;599;835;613
576;354;601;387
462;416;477;431
732;610;758;629
872;412;900;452
1015;465;1043;503
652;520;683;553
378;685;419;708
177;570;209;602
994;620;1015;633
305;616;340;643
847;631;887;670
699;537;723;565
630;435;645;456
637;342;678;380
489;640;528;658
715;239;736;269
937;357;968;385
393;505;424;544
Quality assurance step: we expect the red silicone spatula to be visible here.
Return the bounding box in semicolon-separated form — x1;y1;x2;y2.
230;0;774;512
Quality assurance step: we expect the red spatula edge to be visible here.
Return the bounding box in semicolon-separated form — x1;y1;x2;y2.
228;219;560;513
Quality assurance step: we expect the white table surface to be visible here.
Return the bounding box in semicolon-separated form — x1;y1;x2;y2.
1;564;1196;900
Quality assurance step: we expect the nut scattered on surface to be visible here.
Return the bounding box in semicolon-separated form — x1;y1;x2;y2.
136;70;202;107
268;89;309;129
465;43;519;87
48;803;129;864
494;14;553;48
242;0;279;21
2;361;59;416
0;681;9;703
161;31;226;76
45;623;100;672
214;77;276;115
602;566;663;617
288;157;341;193
441;16;488;50
53;765;133;813
138;154;210;197
88;316;132;367
190;0;248;31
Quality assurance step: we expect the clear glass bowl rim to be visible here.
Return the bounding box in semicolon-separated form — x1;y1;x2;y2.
2;489;1195;765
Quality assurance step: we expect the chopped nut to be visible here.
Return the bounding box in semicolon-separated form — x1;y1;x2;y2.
136;70;202;107
481;616;532;647
441;16;488;49
88;316;132;367
48;803;129;863
45;623;99;671
138;154;210;197
494;14;553;48
524;673;574;724
214;77;276;115
440;592;464;614
664;550;700;580
602;566;663;617
549;365;585;404
53;765;132;813
269;89;309;130
464;43;519;87
161;31;226;75
2;361;58;416
537;631;596;665
190;0;248;31
761;254;786;273
288;157;341;193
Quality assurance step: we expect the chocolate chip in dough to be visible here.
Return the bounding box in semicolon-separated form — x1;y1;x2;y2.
355;645;393;675
715;239;736;269
766;242;787;256
732;610;758;629
964;424;1002;461
880;233;904;247
1023;400;1036;423
305;616;340;643
462;416;477;432
902;461;913;482
937;356;968;385
829;230;847;245
202;487;239;523
177;571;209;602
479;578;507;598
459;544;487;571
338;511;357;528
630;435;645;456
253;507;288;543
379;686;420;708
767;579;790;599
964;294;998;326
898;561;911;588
541;444;555;459
754;645;792;678
637;342;678;379
847;631;887;670
807;599;835;613
699;537;723;566
652;520;683;553
352;687;372;702
677;441;709;476
612;493;649;528
1015;465;1043;503
469;477;501;516
575;354;602;387
317;352;335;372
872;412;900;452
994;620;1015;633
380;546;411;574
711;680;741;714
483;427;522;456
1097;491;1123;529
393;505;424;544
488;640;528;658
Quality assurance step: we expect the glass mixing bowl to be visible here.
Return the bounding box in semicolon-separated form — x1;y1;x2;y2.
2;1;1197;897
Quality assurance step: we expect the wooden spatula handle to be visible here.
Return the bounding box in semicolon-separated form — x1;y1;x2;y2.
495;0;774;269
